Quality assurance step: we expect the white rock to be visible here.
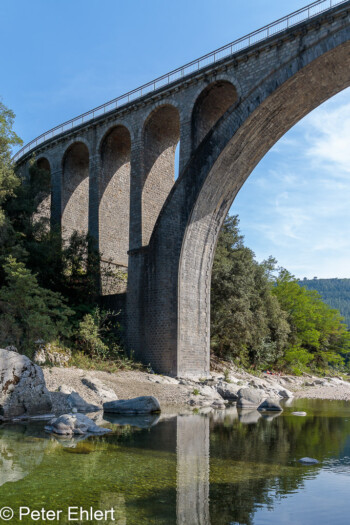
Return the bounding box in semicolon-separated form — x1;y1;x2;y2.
278;388;294;399
0;348;52;419
237;387;266;408
299;457;319;465
82;376;117;402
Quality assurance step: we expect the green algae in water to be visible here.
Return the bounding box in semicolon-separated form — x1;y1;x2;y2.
1;400;350;524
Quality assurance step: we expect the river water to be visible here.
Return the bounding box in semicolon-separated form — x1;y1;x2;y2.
1;399;350;524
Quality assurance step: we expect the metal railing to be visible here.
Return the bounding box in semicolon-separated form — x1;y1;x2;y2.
13;0;348;163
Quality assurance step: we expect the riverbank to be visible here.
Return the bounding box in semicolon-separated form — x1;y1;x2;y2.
43;365;350;412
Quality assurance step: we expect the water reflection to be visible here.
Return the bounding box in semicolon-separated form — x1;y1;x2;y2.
0;400;349;524
176;415;210;525
0;424;47;487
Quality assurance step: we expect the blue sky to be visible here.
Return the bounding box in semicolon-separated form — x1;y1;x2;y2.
1;0;349;279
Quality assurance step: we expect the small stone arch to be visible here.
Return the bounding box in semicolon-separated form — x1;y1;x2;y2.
36;157;51;173
62;141;89;242
98;121;133;153
191;80;238;150
61;137;91;164
141;104;180;245
99;125;131;293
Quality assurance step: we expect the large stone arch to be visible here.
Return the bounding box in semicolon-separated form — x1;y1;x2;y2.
99;125;131;293
62;142;89;241
141;104;180;245
141;36;350;376
191;80;238;150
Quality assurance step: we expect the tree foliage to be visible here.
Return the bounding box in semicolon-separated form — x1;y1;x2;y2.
0;101;124;360
299;277;350;327
273;270;350;371
211;215;350;373
0;256;73;353
211;216;290;367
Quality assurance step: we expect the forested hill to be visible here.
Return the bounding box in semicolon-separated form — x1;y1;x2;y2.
298;278;350;327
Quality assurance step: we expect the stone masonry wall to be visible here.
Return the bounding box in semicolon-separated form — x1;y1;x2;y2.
62;142;89;241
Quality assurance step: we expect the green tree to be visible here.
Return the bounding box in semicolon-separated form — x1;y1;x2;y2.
272;269;350;371
211;215;289;367
0;102;22;252
0;102;22;205
0;256;73;353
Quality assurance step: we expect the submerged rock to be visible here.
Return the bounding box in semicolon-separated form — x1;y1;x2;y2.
0;348;52;419
45;413;112;436
103;396;161;414
299;457;319;465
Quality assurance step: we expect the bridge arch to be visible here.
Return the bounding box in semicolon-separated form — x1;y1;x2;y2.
36;156;51;173
141;103;180;245
191;80;238;150
144;37;350;376
31;157;52;227
62;141;90;241
99;125;131;292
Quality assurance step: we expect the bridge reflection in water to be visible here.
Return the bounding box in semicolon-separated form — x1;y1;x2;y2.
3;402;350;524
176;414;210;525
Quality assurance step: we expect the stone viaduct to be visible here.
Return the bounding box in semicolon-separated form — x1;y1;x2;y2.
15;0;350;376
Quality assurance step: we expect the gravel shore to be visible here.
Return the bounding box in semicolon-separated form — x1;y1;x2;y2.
43;366;350;412
293;384;350;401
43;368;193;412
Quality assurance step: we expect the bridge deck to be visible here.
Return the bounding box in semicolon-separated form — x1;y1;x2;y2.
13;0;348;164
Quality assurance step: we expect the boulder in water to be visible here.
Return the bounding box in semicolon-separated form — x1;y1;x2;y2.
299;457;319;465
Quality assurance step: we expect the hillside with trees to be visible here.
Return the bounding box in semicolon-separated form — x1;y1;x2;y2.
298;278;350;327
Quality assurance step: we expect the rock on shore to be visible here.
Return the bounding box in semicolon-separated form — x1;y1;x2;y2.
104;396;161;414
0;348;52;419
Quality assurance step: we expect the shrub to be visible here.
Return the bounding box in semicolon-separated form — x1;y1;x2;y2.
0;256;73;354
76;307;123;360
